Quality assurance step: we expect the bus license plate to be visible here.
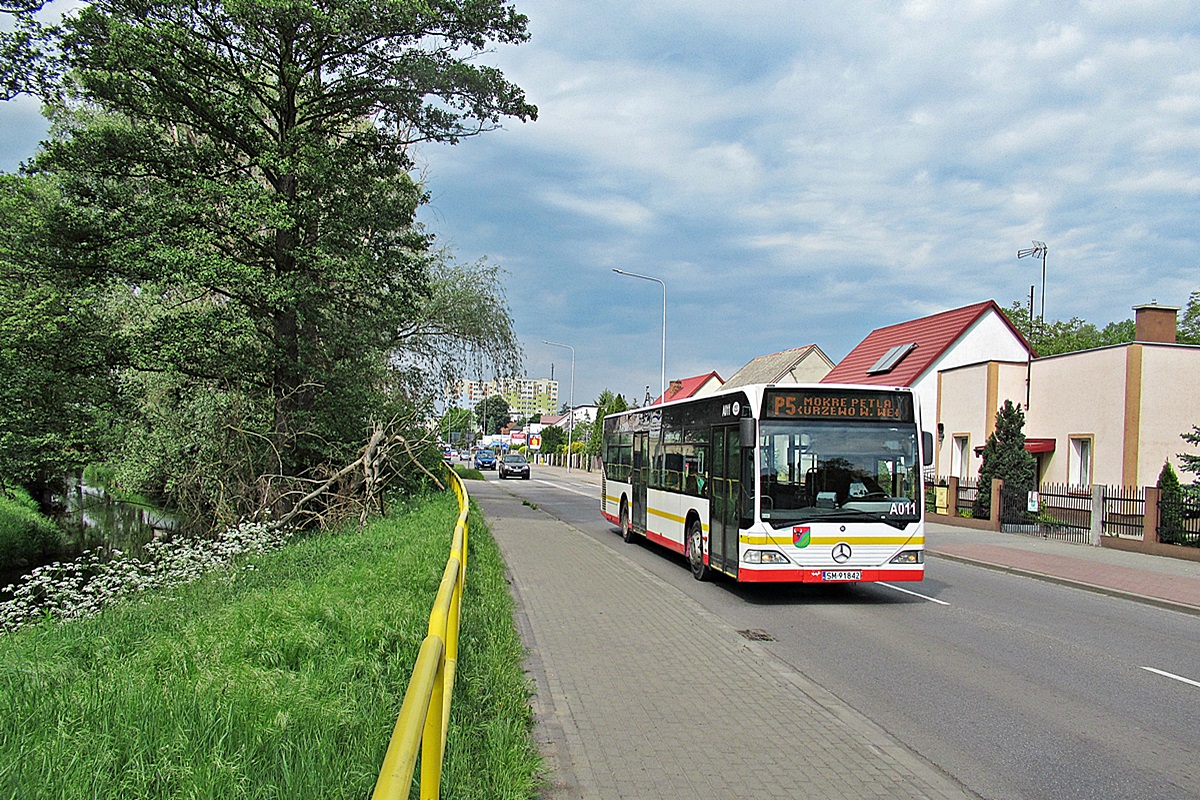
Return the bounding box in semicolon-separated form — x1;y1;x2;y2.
822;570;861;582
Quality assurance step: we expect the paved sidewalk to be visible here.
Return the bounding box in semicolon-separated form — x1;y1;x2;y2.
472;466;1200;798
926;522;1200;614
471;471;977;800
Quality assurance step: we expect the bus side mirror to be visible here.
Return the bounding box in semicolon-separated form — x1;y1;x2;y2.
922;431;934;466
740;417;755;445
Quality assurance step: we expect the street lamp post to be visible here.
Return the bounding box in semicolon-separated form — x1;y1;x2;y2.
612;268;666;403
542;340;575;471
1017;241;1048;327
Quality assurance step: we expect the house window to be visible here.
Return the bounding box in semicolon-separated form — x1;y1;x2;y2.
951;435;970;480
1069;436;1092;487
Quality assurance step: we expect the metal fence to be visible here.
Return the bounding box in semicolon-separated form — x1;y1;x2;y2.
1159;495;1200;547
929;473;1200;552
996;483;1089;544
957;477;980;517
1037;483;1092;541
1102;484;1145;539
996;483;1146;545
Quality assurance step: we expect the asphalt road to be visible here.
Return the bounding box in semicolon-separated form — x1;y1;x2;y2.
484;468;1200;800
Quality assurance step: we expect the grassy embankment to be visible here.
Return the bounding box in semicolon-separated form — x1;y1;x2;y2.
0;487;62;574
0;490;541;799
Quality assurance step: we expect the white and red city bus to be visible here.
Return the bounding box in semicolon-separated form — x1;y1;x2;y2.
601;383;932;583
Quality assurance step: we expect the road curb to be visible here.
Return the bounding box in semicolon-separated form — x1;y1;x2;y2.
929;550;1200;617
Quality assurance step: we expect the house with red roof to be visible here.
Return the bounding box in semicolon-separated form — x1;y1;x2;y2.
829;300;1200;491
938;303;1200;488
822;300;1035;443
652;371;724;405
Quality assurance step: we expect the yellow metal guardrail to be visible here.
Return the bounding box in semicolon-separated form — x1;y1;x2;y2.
372;468;470;800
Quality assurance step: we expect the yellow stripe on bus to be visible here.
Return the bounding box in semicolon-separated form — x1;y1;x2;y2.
602;498;710;534
647;507;708;532
741;533;925;547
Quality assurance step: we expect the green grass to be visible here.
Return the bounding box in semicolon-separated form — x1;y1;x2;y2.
453;464;485;481
0;488;63;571
0;492;541;799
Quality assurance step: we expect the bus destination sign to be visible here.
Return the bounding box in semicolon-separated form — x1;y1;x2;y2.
764;390;913;422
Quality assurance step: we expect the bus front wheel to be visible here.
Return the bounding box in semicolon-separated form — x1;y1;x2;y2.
687;519;708;581
620;501;635;543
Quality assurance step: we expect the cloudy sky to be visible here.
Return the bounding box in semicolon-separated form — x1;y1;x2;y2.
4;0;1200;407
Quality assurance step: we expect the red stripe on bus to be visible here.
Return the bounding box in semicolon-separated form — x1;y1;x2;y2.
645;529;686;556
736;567;925;584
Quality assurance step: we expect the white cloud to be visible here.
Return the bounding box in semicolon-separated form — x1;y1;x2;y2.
538;187;656;230
5;0;1200;403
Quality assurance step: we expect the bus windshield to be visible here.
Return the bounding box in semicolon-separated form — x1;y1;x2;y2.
758;419;920;528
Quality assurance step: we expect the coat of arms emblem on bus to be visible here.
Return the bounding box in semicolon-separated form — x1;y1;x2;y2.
792;526;811;548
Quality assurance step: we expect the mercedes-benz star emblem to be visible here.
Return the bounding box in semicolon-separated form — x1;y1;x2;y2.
831;543;852;563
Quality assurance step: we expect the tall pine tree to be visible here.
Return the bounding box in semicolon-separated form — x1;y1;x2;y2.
973;399;1036;519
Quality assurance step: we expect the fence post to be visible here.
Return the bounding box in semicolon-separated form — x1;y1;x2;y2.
1089;484;1103;546
991;478;1003;531
1143;486;1160;546
947;476;960;517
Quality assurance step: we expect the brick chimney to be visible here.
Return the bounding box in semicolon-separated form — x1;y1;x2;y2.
1132;304;1179;343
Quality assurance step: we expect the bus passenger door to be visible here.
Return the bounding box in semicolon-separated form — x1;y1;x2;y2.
709;425;740;578
632;432;648;534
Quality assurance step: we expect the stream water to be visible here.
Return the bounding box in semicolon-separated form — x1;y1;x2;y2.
1;475;182;591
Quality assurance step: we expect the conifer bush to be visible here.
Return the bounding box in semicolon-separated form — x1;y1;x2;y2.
973;400;1037;519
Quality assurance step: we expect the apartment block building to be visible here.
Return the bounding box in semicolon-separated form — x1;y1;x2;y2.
455;377;560;420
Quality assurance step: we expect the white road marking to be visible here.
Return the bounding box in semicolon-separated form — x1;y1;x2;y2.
534;479;595;499
878;582;951;605
1140;666;1200;689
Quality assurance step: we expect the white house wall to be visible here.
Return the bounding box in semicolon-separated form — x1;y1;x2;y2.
1137;345;1200;485
914;309;1031;439
1027;347;1128;486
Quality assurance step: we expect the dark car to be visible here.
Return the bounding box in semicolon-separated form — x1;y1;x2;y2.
498;453;530;480
473;450;497;470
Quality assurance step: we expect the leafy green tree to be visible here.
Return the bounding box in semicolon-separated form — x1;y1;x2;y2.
1003;290;1200;355
1179;291;1200;345
1001;301;1134;356
973;400;1036;519
538;425;565;455
439;407;475;444
1179;425;1200;495
1;0;535;520
475;395;510;436
0;174;124;503
584;389;629;457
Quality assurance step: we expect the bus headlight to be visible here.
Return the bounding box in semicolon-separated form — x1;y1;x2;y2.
889;550;924;564
744;550;792;565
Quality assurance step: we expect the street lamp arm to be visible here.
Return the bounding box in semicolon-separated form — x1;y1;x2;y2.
611;268;667;402
542;339;576;471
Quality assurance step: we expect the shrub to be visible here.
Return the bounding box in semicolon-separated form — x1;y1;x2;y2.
1158;461;1185;543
